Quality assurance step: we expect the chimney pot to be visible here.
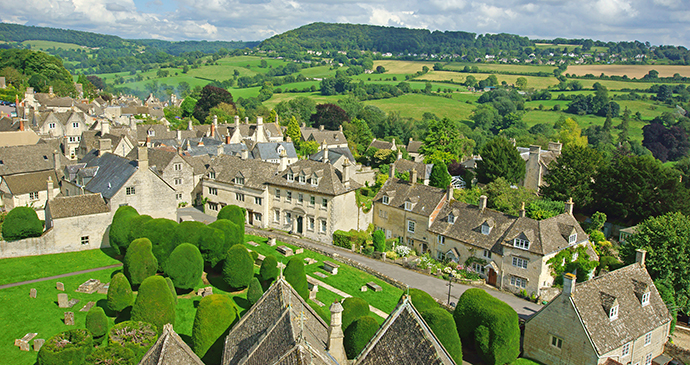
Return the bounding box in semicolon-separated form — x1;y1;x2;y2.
188;119;193;131
410;168;418;184
479;195;488;211
519;201;526;217
563;273;576;297
210;123;216;138
226;135;231;144
319;124;324;131
138;146;148;170
46;176;54;202
447;185;453;201
636;249;646;268
389;163;396;179
565;197;574;215
19;120;24;131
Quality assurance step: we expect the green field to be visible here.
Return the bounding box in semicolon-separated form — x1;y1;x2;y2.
365;94;476;121
444;62;556;74
419;71;560;89
23;40;88;51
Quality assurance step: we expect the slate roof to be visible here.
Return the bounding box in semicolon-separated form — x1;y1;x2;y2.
80;151;139;199
0;144;66;176
141;323;204;365
47;193;110;219
252;142;297;161
374;178;446;218
569;263;672;356
3;170;58;195
393;159;433;180
309;146;355;164
0;117;21;131
272;159;361;196
355;297;455;365
208;155;279;190
222;277;337;365
183;154;212;175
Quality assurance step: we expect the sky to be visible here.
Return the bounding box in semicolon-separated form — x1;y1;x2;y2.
0;0;689;47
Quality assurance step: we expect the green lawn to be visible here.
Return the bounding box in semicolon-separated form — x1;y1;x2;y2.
23;40;87;51
365;94;476;121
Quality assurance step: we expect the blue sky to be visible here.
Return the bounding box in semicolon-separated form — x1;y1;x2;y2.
0;0;688;47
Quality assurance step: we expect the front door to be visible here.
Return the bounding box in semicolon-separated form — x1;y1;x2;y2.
487;268;497;286
297;216;303;234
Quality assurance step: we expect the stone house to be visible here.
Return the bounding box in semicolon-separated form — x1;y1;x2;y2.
77;120;136;160
519;142;562;191
31;110;91;158
407;138;425;162
392;158;433;185
300;124;349;149
428;196;595;296
44;193;111;251
125;147;196;206
310;145;376;186
523;252;671;365
368;138;397;152
372;171;449;254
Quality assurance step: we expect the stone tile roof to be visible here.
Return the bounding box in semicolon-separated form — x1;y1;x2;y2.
79;130;131;153
125;148;180;175
407;140;423;154
0;117;21;131
80;151;138;199
183;154;211;175
47;193;110;219
4;170;58;195
369;139;395;150
393;159;433;180
222;277;336;365
272;159;361;196
141;323;204;365
35;94;74;108
570;263;671;356
355;297;454;365
0;144;64;175
374;178;446;218
305;129;347;146
309;147;355;164
208;155;279;190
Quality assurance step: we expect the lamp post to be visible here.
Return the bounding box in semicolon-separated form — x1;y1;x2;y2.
447;272;454;306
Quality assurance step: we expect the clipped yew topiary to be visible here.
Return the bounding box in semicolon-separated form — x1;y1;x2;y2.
108;272;134;313
139;218;179;271
85;306;108;343
406;288;439;313
247;277;263;305
165;276;178;305
109;205;139;255
192;294;239;363
259;254;279;285
198;226;226;267
123;238;158;286
208;219;242;257
126;214;152;245
217;204;246;236
342;297;371;330
284;256;309;300
37;328;93;365
108;321;158;361
2;206;43;241
165;243;203;290
174;220;205;246
85;345;136;365
372;230;386;252
343;316;379;359
453;288;519;365
222;244;254;290
422;307;463;364
131;276;176;335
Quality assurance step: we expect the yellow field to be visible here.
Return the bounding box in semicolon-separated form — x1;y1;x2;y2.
567;65;690;78
373;60;435;74
418;71;559;89
444;62;556;73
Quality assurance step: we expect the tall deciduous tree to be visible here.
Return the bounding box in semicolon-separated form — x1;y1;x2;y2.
310;103;350;130
476;137;525;184
193;85;235;123
429;161;451;189
558;118;588;148
541;144;603;210
285;116;302;147
420;118;474;162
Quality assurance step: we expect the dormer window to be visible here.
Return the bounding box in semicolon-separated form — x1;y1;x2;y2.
235;176;244;185
448;213;455;224
641;292;650;306
569;233;577;244
299;173;306;184
513;238;529;250
312;175;318;186
147;130;155;137
382;195;389;205
609;305;619;320
404;202;412;211
287;171;294;182
208;171;216;179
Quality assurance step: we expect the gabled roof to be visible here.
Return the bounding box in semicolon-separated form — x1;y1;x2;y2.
374;178;446;218
392;159;433;180
569;264;671;356
125;148;185;175
140;323;204;365
272;159;361;196
309;146;356;164
222;277;337;365
252;142;297;161
80;151;139;199
182;154;211;175
355;297;455;365
3;170;58;195
368;139;395;150
0;144;65;176
407;140;423;154
207;155;279;190
305;129;347;146
47;193;110;219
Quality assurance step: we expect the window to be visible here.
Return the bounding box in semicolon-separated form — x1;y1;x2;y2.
481;224;491;235
437;251;446;261
609;305;619;320
235;193;245;202
622;342;631;357
208;171;216;179
448;213;455;223
404;201;412;211
174;178;182;185
644;353;652;365
176;193;183;200
254;213;262;222
285;212;292;224
320;220;327;233
644;331;652;346
513;238;530;250
550;336;563;349
472;263;485;274
255;197;262;206
438;235;445;245
286;191;292;202
147;129;155;136
483;249;492;259
68;136;80;143
569;233;577;244
510;276;527;288
48;123;56;129
298;193;303;204
299;174;306;183
208;202;219;211
29;192;39;200
382;195;389;205
126;186;136;195
235;176;244;185
378;209;388;219
275;189;280;199
81;236;89;245
407;238;414;246
407;220;416;233
512;257;528;269
274;210;280;222
72;122;79;128
287;171;294;182
309;217;315;231
208;187;217;195
642;292;650;306
312;176;318;186
173;163;182;171
310;196;315;206
322;198;328;208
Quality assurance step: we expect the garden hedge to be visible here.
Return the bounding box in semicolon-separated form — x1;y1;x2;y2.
343;316;379;359
131;276;176;335
107;272;134;312
2;206;43;241
139;218;179;271
108;321;158;361
453;288;519;365
284;256;309;300
85;306;108;340
342;297;371;330
372;230;385;252
164;243;203;290
333;229;369;250
109;205;139;255
37;328;93;365
85;345;136;365
123;238;158;286
422;307;463;364
217;205;246;236
247;277;263;305
222;244;254;290
259;254;279;286
192;294;239;363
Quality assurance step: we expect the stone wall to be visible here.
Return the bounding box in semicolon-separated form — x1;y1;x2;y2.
666;341;690;364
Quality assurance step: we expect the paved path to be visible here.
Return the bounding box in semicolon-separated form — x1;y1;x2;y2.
178;207;542;319
0;264;123;290
307;275;389;318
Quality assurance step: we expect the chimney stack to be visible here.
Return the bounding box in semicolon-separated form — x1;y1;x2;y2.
338;124;343;132
565;197;574;215
636;249;646;268
447;185;453;202
342;159;352;186
234;115;240;127
319;124;324;131
98;138;112;154
187;119;193;131
241;148;249;160
519;202;526;217
217;144;224;156
213;115;218;128
210;123;216;138
226;135;231;144
176;130;182;141
53;150;60;172
138;146;148;171
397;150;402;160
255;116;266;142
327;302;347;365
19;120;24;131
479;195;488;211
279;149;288;171
102;119;110;135
563;273;576;297
245;117;249;124
389;163;396;179
548;141;563;156
49;86;54;97
146;136;151;148
322;144;329;163
46;176;54;202
410;168;418;184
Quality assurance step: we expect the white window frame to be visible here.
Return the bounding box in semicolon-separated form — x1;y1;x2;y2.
275;188;280;199
285;212;292;225
287;171;294;182
382;195;389;205
448;213;455;223
208;187;217;195
310;195;315;206
644;353;652;365
235;193;245;202
438;235;445;245
147;129;155;136
299;174;306;184
72;122;79;128
513;238;530;250
404;201;412;211
286;191;292;202
481;224;490;235
208;171;216;179
510;276;527;288
126;186;136;195
609;305;619;320
81;236;89;245
235;176;245;185
208;202;219;211
322;198;328;208
483;249;492;259
407;220;415;233
472;263;485;274
308;217;315;231
641;292;650;306
254;212;262;222
29;191;39;200
255;197;262;205
173;163;182;171
274;210;280;222
320;219;327;233
298;193;303;204
644;331;652;346
312;176;318;186
512;257;528;269
622;342;631;357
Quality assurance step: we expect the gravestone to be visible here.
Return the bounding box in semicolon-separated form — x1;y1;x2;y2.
255;254;265;264
76;279;102;294
360;286;368;292
19;341;30;351
97;283;109;295
197;287;213;297
268;238;276;246
247;241;259;247
323;261;340;275
57;293;69;308
30;288;37;298
304;258;317;265
15;333;37;349
366;282;382;292
33;339;45;352
277;245;293;257
295;248;304;255
64;312;75;326
315;272;328;279
79;301;95;312
56;282;64;291
67;299;80;308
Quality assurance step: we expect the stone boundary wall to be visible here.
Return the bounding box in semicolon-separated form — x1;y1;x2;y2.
665;341;690;364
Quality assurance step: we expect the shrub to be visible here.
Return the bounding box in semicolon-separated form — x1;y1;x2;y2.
217;205;246;236
85;345;136;365
123;238;158;286
372;230;385;252
37;328;93;365
333;230;352;249
174;220;205;246
131;276;176;334
165;243;203;290
222;244;254;290
2;206;43;241
108;321;158;361
453;288;519;365
85;306;108;340
107;272;134;312
342;297;371;330
165;276;177;305
284;256;309;300
259;254;279;285
343;316;379;359
109;205;139;254
126;214;152;247
406;288;438;313
139;218;179;271
192;294;239;363
247;277;263;305
198;226;226;267
208;219;243;257
422;308;463;364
